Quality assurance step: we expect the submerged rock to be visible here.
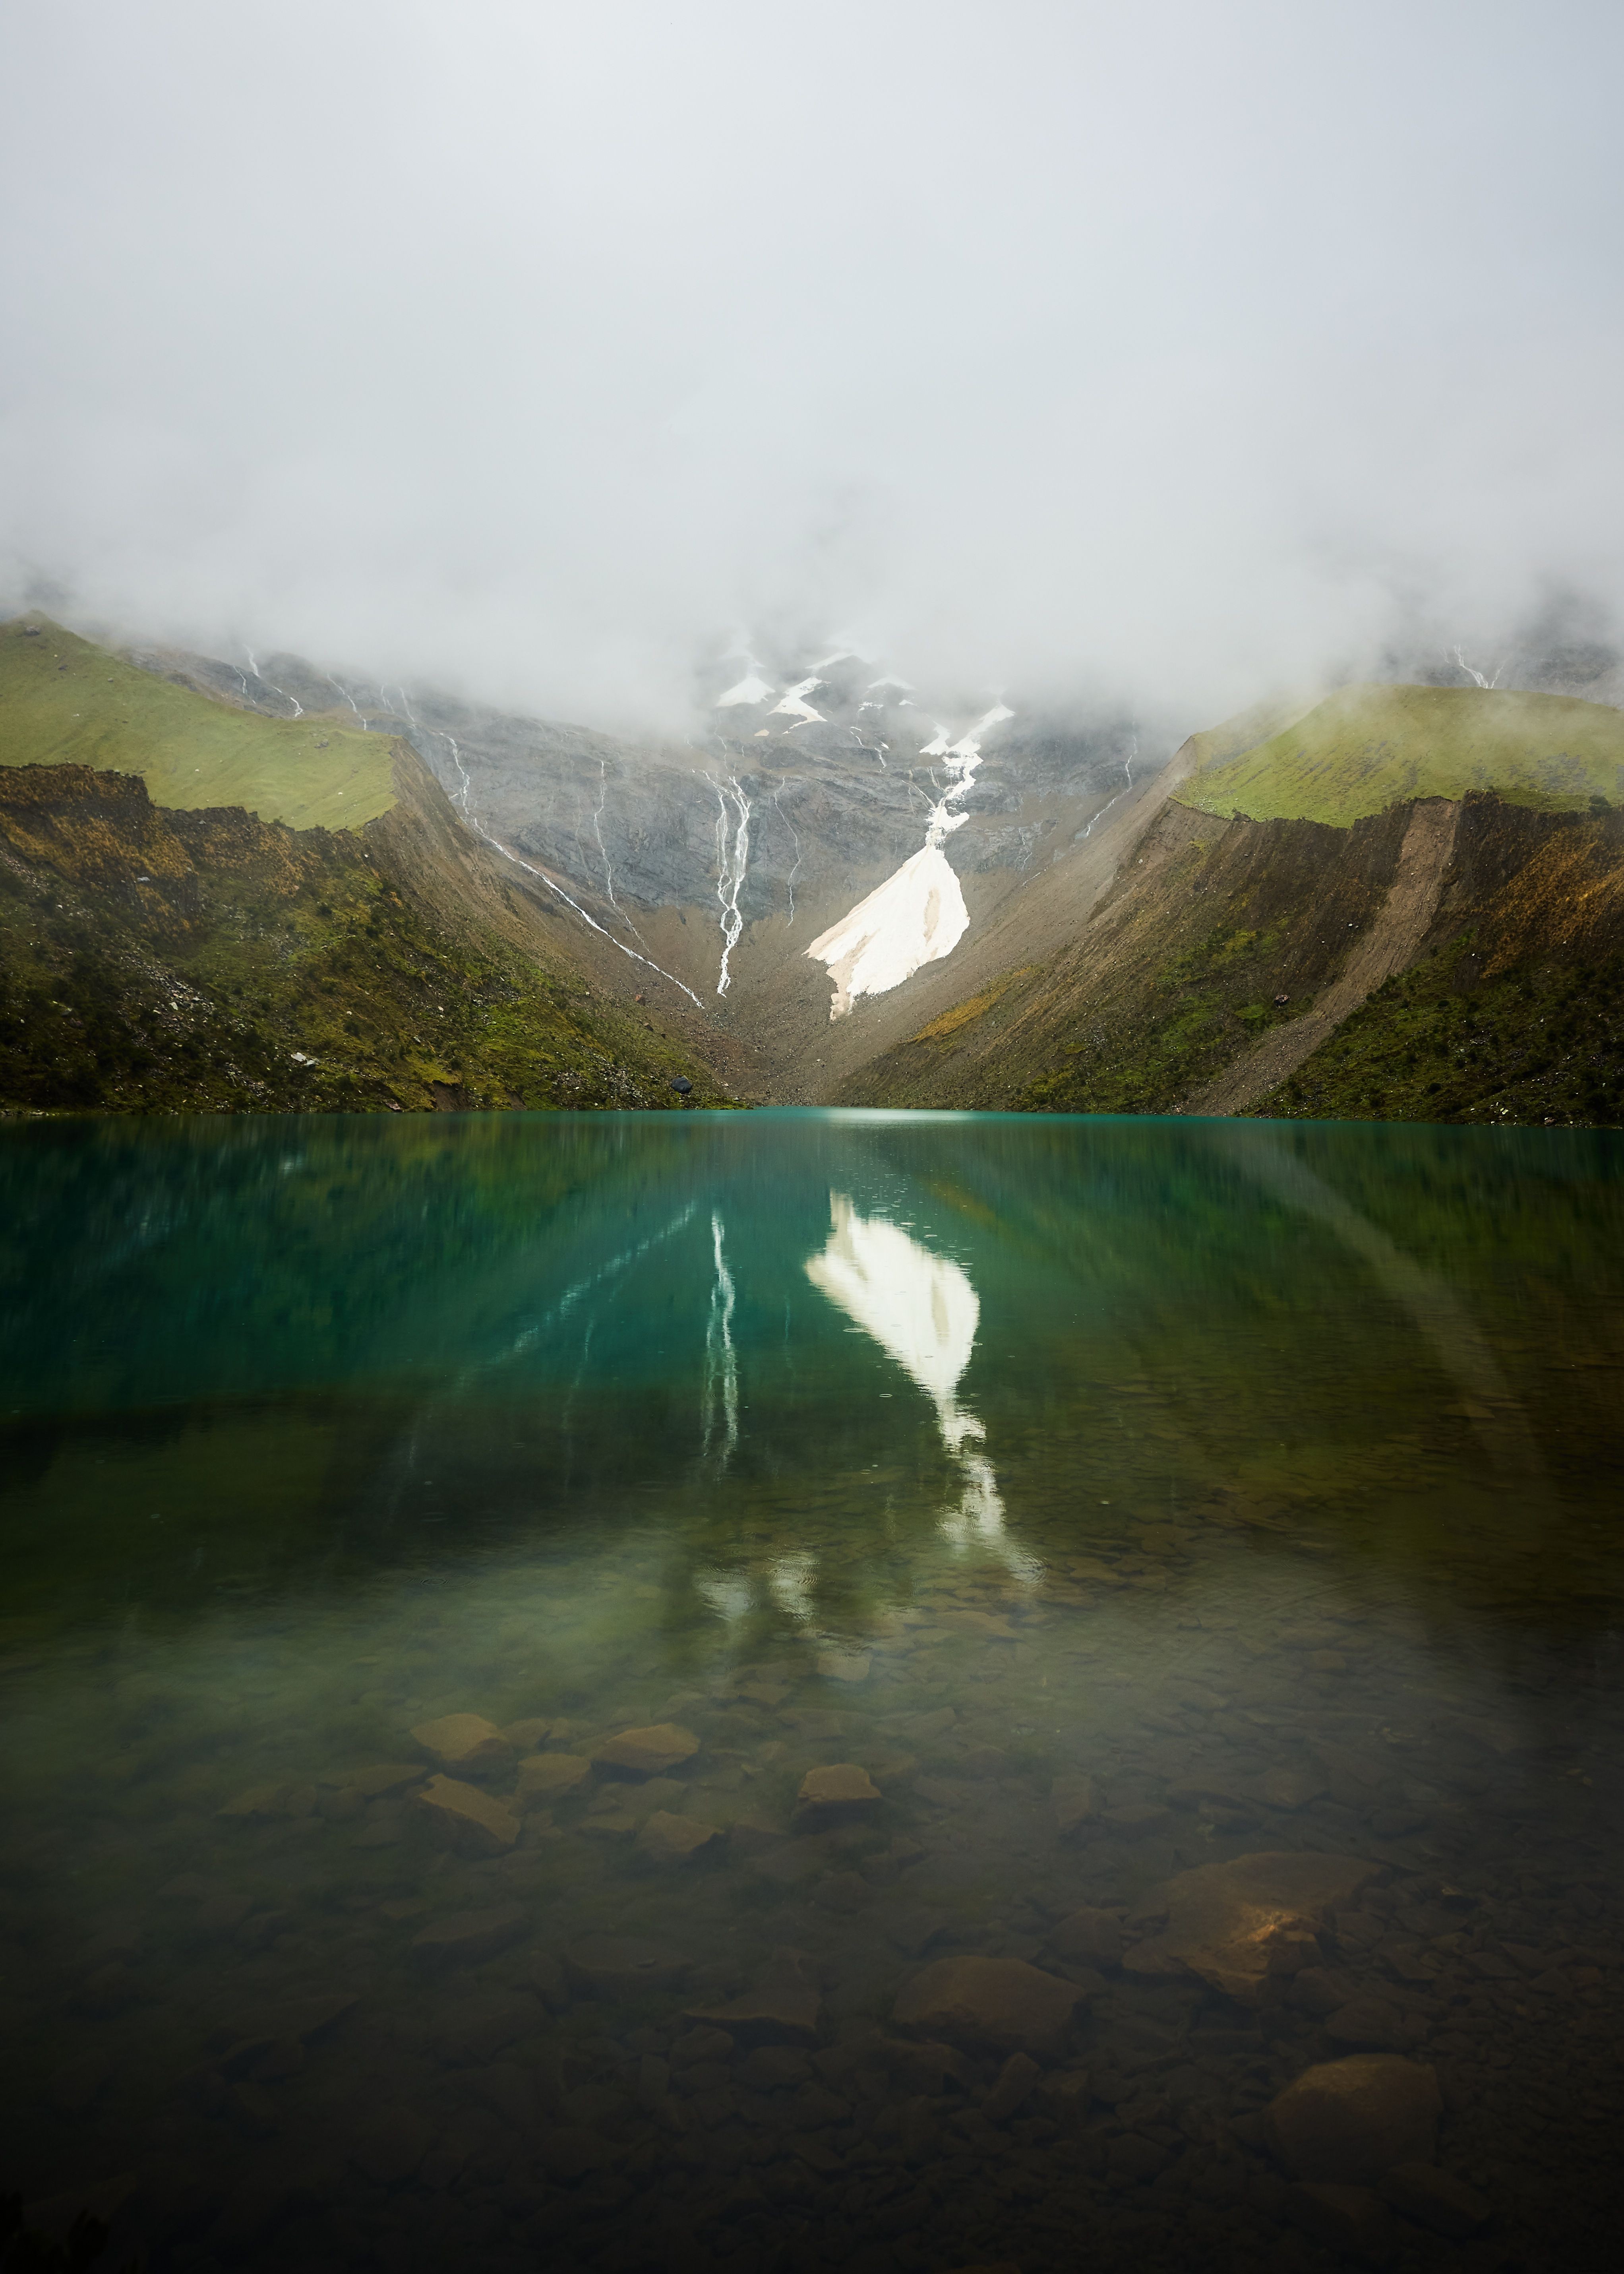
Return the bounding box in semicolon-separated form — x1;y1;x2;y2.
218;1779;316;1820
1049;1906;1123;1967
892;1955;1084;2059
683;1949;821;2044
592;1723;700;1778
514;1752;591;1806
796;1763;881;1818
564;1936;691;1996
410;1905;530;1964
1267;2054;1442;2182
1378;2161;1491;2237
416;1773;520;1855
638;1810;722;1863
1130;1850;1382;2003
1052;1776;1097;1837
410;1714;513;1778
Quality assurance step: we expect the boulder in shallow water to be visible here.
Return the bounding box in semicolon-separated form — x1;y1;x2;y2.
1049;1906;1123;1968
564;1935;691;1996
683;1948;821;2044
416;1773;519;1855
892;1955;1084;2060
1130;1850;1382;2004
410;1905;530;1965
1378;2161;1490;2237
514;1752;591;1807
592;1723;700;1778
410;1714;513;1778
1052;1776;1097;1837
796;1763;881;1817
638;1810;722;1863
1268;2054;1442;2182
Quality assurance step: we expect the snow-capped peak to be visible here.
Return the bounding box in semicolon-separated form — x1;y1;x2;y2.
716;674;776;708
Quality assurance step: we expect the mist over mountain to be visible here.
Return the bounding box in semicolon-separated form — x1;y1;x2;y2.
4;2;1623;736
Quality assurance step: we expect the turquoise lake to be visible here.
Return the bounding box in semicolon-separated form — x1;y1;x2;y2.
1;1110;1621;2274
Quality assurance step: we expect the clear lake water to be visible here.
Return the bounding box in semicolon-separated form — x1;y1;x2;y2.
2;1108;1622;2274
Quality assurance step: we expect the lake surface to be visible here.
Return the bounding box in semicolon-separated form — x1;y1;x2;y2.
2;1109;1622;2274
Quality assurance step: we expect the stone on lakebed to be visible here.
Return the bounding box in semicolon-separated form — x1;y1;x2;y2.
1129;1850;1382;2004
563;1936;691;1996
415;1773;519;1855
796;1763;881;1816
592;1724;700;1778
638;1811;722;1864
893;1955;1085;2059
411;1904;530;1965
514;1753;591;1807
1268;2054;1442;2182
683;1948;821;2044
409;1714;513;1778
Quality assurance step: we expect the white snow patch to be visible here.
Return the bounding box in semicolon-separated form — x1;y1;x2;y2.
865;674;914;693
716;674;776;707
769;677;826;724
805;843;968;1020
805;703;1013;1017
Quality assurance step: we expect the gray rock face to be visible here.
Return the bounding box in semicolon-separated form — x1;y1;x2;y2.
124;635;1158;1001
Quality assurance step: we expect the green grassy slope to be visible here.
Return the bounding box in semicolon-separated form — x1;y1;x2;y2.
1180;682;1624;827
1;615;395;830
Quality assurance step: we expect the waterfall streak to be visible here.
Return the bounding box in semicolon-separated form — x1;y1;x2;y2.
768;780;804;924
329;677;368;730
1450;646;1507;690
712;776;752;995
1073;733;1140;843
438;732;701;1005
246;648;302;717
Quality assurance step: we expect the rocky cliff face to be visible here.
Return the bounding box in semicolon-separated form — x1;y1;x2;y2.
130;634;1165;1093
75;620;1624;1127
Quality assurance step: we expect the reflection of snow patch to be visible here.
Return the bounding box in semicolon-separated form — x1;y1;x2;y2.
717;674;775;707
805;1195;1036;1583
695;1570;753;1623
768;1551;817;1622
805;844;968;1019
806;1198;981;1422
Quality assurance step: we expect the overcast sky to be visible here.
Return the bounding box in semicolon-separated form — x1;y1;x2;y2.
3;0;1621;731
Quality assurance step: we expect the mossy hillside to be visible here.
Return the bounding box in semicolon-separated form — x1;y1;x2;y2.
1180;682;1624;828
0;767;728;1116
1;614;395;831
1247;939;1624;1130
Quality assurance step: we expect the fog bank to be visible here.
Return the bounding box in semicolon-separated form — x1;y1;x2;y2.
3;1;1621;732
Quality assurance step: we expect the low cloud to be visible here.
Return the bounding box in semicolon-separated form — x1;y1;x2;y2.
3;0;1621;734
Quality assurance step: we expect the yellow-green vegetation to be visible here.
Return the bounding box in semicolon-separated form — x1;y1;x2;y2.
908;965;1037;1043
1;614;396;830
1248;936;1624;1128
1180;682;1624;827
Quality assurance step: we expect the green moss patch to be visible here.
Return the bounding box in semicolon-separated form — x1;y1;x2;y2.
1247;937;1624;1129
1180;682;1624;828
1;615;396;831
